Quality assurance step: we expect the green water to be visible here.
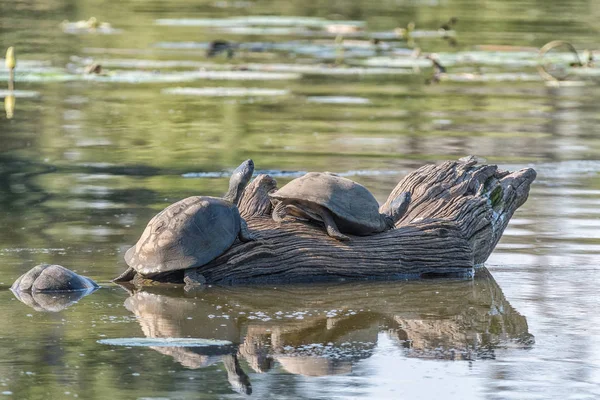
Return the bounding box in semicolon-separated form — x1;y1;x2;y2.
1;0;600;399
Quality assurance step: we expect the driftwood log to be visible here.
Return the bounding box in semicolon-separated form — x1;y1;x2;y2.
127;156;536;285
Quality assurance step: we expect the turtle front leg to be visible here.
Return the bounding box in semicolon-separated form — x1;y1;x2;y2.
271;201;288;223
239;218;257;242
313;205;350;241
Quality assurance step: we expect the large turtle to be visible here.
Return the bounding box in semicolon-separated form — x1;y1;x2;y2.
269;172;410;241
114;160;256;282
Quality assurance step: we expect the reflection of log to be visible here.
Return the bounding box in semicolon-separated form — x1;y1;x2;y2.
275;356;352;376
238;326;273;373
123;292;251;395
144;156;535;284
392;268;533;360
394;318;473;360
121;267;533;376
222;354;252;395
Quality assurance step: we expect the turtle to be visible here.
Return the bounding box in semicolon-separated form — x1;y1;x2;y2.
113;159;256;282
269;172;411;241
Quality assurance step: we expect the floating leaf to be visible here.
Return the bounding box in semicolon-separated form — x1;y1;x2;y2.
441;73;541;82
162;87;289;97
0;90;40;98
84;58;210;69
155;16;364;28
361;57;431;68
0;70;299;84
244;64;412;76
98;338;233;347
0;60;54;73
307;96;371;104
76;58;410;76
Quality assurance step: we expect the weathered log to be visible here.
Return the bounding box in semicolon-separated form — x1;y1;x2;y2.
128;156;536;285
383;156;536;264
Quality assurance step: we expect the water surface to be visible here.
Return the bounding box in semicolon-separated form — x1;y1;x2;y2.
1;0;600;399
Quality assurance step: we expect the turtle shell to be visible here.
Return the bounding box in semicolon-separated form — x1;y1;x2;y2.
125;196;241;276
270;172;386;234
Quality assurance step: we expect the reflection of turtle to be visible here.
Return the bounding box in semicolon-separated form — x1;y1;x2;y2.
115;160;256;281
269;172;410;241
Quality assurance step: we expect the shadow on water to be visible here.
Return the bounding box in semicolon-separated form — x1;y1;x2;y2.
104;267;532;394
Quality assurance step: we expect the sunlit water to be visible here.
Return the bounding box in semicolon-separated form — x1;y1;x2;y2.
1;0;600;399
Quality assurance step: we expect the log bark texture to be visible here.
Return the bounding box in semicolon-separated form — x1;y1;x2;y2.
134;156;536;285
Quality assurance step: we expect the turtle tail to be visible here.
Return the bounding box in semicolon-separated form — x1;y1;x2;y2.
112;267;137;283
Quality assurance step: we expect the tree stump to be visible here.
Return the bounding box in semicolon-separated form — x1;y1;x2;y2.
127;156;536;285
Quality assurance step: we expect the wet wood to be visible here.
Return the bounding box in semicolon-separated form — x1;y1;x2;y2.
130;156;536;285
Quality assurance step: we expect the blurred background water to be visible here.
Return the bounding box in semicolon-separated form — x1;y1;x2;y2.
1;0;600;399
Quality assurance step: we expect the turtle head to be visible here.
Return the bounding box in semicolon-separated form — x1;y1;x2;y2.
224;159;255;205
381;191;411;229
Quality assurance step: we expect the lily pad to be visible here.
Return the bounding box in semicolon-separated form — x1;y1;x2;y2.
0;72;79;83
155;40;381;59
441;73;541;82
214;26;310;36
570;67;600;77
0;59;54;72
362;51;589;69
258;64;412;76
98;338;233;347
155;16;364;28
162;87;289;97
409;30;457;38
0;70;299;84
361;57;432;69
71;58;408;76
0;90;40;98
84;59;210;69
307;96;371;104
544;80;587;87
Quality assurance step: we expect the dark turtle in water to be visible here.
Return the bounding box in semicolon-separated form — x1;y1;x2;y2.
269;172;410;241
206;40;236;58
114;160;256;281
11;264;99;293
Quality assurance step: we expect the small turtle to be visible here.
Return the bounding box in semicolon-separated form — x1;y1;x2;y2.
269;172;410;241
207;40;236;59
11;264;99;293
114;160;256;281
84;63;102;74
